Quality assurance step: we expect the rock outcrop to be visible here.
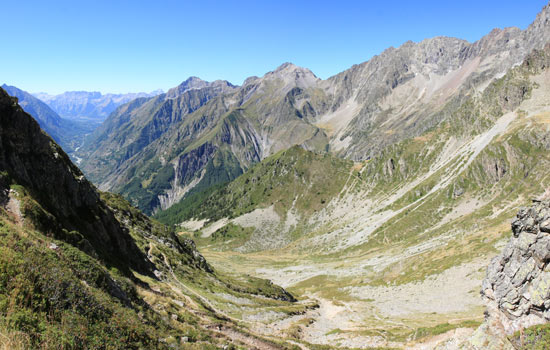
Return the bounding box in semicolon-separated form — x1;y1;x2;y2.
437;201;550;349
482;199;550;333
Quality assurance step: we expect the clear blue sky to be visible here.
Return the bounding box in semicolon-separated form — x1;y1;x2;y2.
1;0;547;94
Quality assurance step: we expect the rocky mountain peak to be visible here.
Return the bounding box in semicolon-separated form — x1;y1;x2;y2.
465;3;550;69
236;62;320;101
165;76;208;98
260;62;320;92
322;34;470;111
414;36;470;71
482;199;550;333
523;2;550;52
165;76;236;99
272;62;317;77
182;76;205;84
273;62;300;72
531;2;550;29
242;75;260;86
364;35;469;69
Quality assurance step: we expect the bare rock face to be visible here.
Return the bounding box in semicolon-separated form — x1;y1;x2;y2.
482;199;550;333
436;201;550;349
165;77;237;99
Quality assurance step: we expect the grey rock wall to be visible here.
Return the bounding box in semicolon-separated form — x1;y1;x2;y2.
482;199;550;333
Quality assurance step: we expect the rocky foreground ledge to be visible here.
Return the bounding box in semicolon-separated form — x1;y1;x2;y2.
436;200;550;350
482;199;550;333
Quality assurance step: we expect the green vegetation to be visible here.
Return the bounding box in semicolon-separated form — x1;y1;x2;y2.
121;162;175;213
101;192;172;240
180;147;244;205
0;180;232;349
0;181;306;349
157;145;353;226
0;219;174;349
208;223;254;249
412;320;481;341
219;273;297;302
511;323;550;350
121;143;244;216
154;182;226;225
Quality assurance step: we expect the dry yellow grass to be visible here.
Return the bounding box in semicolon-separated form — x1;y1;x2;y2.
351;162;364;171
413;129;437;143
314;122;335;136
0;329;30;350
532;111;550;123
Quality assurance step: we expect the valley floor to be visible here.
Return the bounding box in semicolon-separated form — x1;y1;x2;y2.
183;73;550;348
196;239;492;349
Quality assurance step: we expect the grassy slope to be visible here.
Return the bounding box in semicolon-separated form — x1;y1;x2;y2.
0;178;310;349
0;190;181;349
156;145;354;226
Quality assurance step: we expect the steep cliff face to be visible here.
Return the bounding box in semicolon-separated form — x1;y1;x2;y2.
445;200;550;350
2;84;63;135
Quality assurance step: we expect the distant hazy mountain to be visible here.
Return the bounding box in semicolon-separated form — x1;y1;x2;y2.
34;89;163;121
2;84;111;156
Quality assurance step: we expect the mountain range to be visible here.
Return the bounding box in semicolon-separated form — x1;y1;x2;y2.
2;85;164;157
77;3;550;218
